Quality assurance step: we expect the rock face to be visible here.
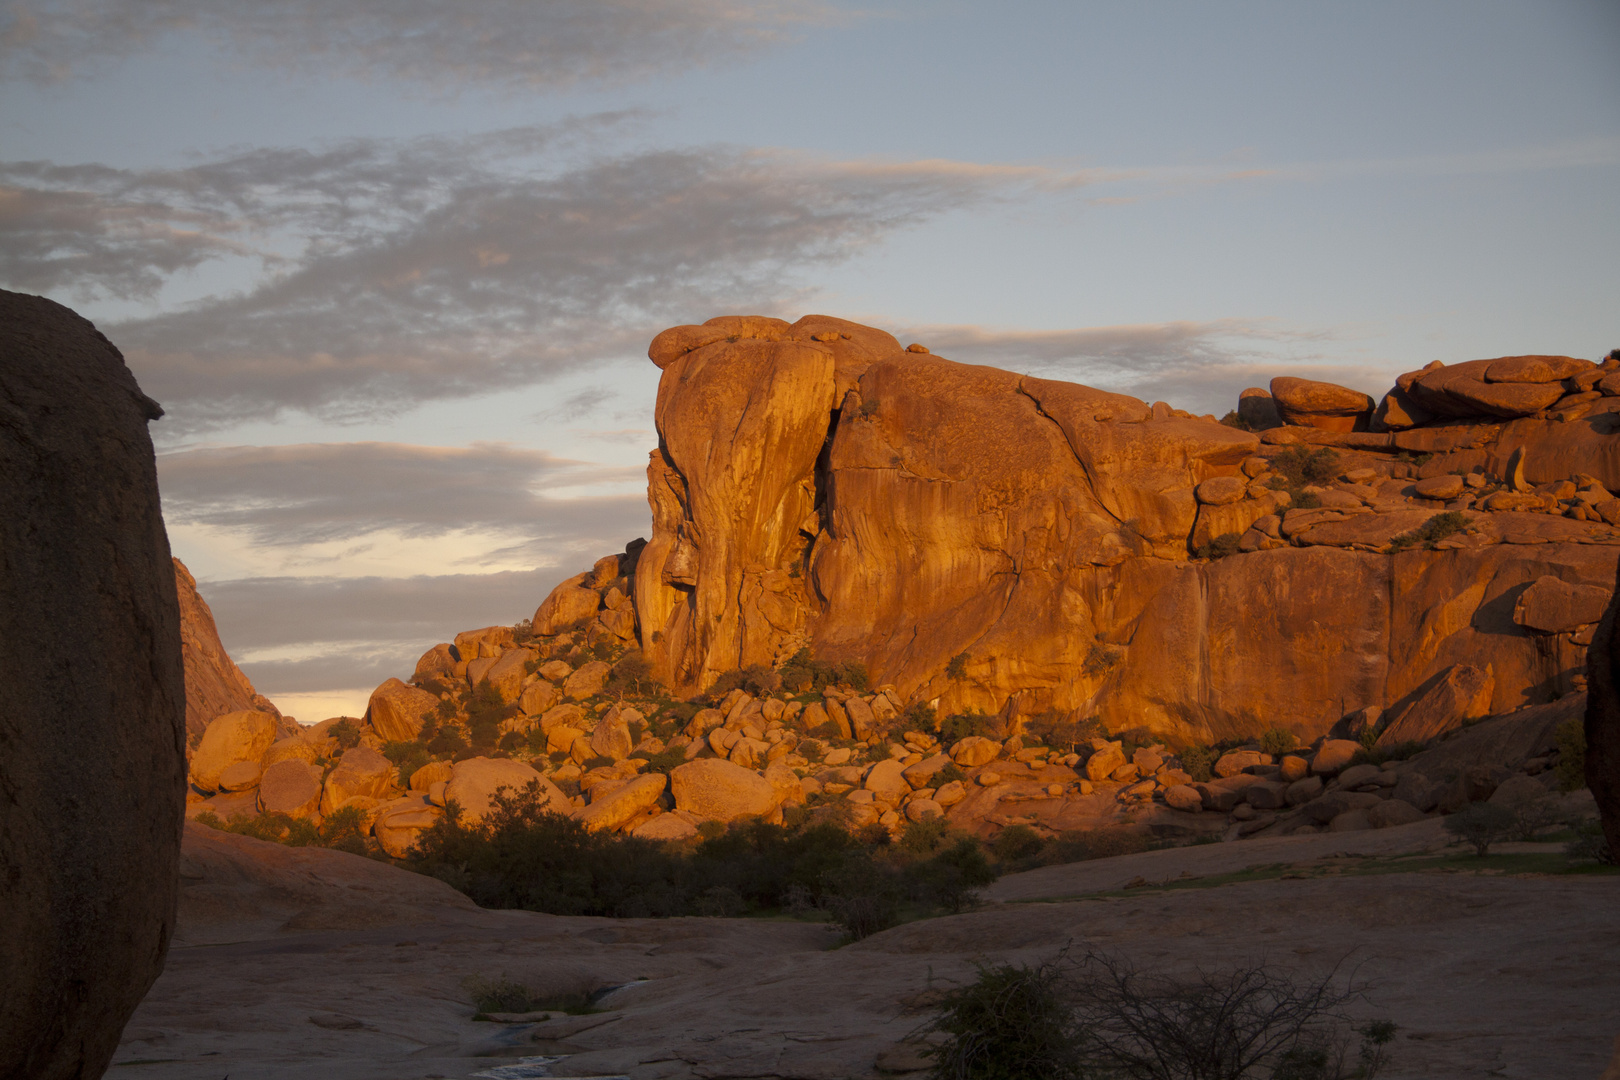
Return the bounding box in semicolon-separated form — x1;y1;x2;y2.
0;290;187;1080
365;678;439;742
1588;560;1620;855
189;709;280;792
174;558;280;740
619;315;1618;744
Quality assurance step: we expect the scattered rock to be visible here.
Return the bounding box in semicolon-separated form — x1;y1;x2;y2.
577;774;666;833
950;736;1000;767
1164;784;1203;812
1214;750;1270;778
320;747;398;817
1311;740;1362;775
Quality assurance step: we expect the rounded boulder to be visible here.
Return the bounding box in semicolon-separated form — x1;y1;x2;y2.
189;710;279;793
444;757;567;824
670;758;780;822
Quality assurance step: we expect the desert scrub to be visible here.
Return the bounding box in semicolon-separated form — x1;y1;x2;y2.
924;949;1394;1080
1388;510;1470;552
946;652;969;680
1554;714;1586;791
1179;744;1215;782
1268;446;1339;489
1444;801;1516;856
1259;727;1296;756
1192;532;1242;560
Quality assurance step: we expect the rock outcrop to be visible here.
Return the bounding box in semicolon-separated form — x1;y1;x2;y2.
0;290;186;1080
612;316;1616;744
175;558;280;739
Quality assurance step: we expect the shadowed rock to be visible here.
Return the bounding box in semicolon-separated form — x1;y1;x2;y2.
1587;559;1620;854
0;290;186;1080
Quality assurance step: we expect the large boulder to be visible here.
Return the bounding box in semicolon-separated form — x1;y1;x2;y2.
1588;559;1620;856
257;760;323;819
320;747;398;816
373;794;445;858
0;290;186;1080
533;576;601;635
1377;663;1495;747
576;773;666;833
1270;376;1374;432
1513;575;1611;634
189;710;279;793
670;758;781;821
443;757;568;824
412;642;459;681
365;678;439;743
481;647;535;703
564;660;612;701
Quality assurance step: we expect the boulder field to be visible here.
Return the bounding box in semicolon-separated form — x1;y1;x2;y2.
0;290;187;1080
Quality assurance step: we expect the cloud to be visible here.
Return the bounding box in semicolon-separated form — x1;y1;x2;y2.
196;567;582;699
158;440;648;547
907;319;1403;417
2;128;1026;432
0;0;847;89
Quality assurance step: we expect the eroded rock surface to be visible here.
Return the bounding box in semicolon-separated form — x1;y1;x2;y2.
0;290;186;1080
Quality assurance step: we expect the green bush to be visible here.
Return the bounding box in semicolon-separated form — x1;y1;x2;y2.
946;652;969;680
939;711;995;745
1192;532;1242;560
1555;715;1587;792
777;648;869;694
1039;827;1150;866
329;718;361;751
707;664;780;700
1259;727;1295;757
1179;745;1215;783
1389;510;1471;552
1219;410;1255;431
383;740;432;786
904;701;938;730
607;651;657;695
463;974;600;1017
1269;446;1339;489
641;745;690;773
1444;801;1516;856
1566;820;1615;864
989;824;1044;864
925;957;1086;1080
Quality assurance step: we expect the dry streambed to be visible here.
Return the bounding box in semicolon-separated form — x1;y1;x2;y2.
116;821;1619;1080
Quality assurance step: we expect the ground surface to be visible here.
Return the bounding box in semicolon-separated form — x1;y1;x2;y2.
114;820;1620;1080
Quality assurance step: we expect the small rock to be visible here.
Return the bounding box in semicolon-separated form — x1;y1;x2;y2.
1279;755;1309;782
1214;750;1270;778
1164;784;1203;812
1310;740;1361;775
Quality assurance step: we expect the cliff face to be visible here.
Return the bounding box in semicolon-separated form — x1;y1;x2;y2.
627;315;1619;744
175;558;280;739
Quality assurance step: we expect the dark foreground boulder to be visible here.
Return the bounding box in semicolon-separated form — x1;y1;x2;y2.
1588;559;1620;856
0;291;186;1079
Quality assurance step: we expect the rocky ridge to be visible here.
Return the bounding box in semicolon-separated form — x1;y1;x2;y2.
178;316;1616;856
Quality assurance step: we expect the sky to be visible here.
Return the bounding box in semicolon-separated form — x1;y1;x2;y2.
3;0;1617;720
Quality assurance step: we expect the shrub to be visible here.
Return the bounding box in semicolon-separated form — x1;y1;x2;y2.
907;838;997;913
935;761;967;786
1040;827;1150;866
607;651;657;696
1219;410;1255;431
1259;727;1295;757
321;804;371;855
939;711;995;745
777;648;869;694
990;824;1045;864
383;740;431;786
946;652;969;680
462;974;600;1017
192;810;224;830
329;718;361;751
1025;710;1097;753
707;664;779;701
1390;510;1470;551
641;745;689;773
428;726;468;756
1192;532;1242;560
924;956;1086;1080
904;701;938;730
1269;446;1340;489
1180;745;1215;783
1444;801;1516;856
1566;820;1615;865
1554;715;1586;792
1065;950;1394;1080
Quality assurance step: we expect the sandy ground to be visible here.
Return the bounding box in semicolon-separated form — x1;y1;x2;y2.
112;820;1620;1080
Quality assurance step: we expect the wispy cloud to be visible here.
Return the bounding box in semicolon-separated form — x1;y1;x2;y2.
0;0;848;89
2;128;1032;431
904;319;1402;416
158;440;646;546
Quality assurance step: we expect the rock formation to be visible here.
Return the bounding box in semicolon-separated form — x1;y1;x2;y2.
1586;559;1620;855
617;316;1616;744
0;290;186;1080
174;558;281;739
